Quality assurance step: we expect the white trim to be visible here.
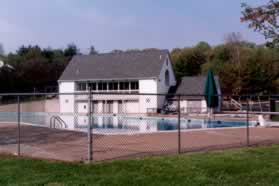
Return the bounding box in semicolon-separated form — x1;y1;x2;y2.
58;77;159;82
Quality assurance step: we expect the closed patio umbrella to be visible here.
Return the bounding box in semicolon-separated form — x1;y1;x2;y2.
204;69;219;119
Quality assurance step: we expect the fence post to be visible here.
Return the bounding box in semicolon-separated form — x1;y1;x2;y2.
246;97;250;146
87;87;93;162
17;95;21;156
178;95;181;154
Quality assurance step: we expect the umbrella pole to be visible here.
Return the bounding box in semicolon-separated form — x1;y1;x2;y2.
208;108;213;120
211;108;213;120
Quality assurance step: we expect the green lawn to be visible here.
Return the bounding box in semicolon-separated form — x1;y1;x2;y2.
1;146;279;186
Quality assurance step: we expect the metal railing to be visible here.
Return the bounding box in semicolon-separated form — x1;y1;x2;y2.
50;115;67;129
231;98;243;110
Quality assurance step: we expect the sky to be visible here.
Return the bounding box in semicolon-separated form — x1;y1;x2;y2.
0;0;265;54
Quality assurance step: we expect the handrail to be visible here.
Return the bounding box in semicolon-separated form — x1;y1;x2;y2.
231;98;242;110
50;116;58;128
50;115;67;129
56;116;67;128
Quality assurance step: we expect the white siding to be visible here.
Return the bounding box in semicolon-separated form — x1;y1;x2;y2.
137;55;177;113
156;54;177;109
58;54;178;114
59;82;75;113
113;101;118;114
124;100;140;113
139;79;157;94
201;100;207;113
157;54;176;93
77;102;88;113
180;100;187;111
180;99;207;113
139;79;157;113
179;77;222;113
97;101;103;113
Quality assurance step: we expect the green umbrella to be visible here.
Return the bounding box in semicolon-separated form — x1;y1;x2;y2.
204;69;219;109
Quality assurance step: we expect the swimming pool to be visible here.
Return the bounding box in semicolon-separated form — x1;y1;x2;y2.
0;112;254;134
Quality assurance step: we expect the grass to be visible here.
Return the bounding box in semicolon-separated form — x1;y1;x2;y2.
1;146;279;186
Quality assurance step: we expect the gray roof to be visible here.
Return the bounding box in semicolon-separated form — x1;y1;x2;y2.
59;50;169;81
176;76;220;99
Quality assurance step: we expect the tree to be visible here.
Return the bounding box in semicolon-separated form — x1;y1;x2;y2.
0;45;72;93
89;46;98;55
241;0;279;47
170;48;182;63
126;49;142;52
172;48;207;80
111;50;123;54
202;44;239;94
42;47;55;62
195;41;211;53
17;45;35;56
64;43;79;57
240;48;279;94
142;48;160;51
224;32;243;92
0;43;4;55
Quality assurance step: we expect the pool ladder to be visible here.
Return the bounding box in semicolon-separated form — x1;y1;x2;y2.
50;116;67;129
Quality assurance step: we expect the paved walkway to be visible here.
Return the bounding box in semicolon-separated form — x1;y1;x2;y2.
0;124;278;162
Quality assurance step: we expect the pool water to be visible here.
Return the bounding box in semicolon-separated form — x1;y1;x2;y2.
90;117;252;134
0;112;254;134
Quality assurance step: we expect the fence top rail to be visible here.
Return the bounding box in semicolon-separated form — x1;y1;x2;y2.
0;92;224;97
0;92;279;98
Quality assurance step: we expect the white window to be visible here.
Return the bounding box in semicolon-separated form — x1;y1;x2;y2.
124;82;129;90
102;83;108;91
131;81;139;90
113;82;118;90
120;82;125;90
88;83;97;91
119;82;129;90
98;82;103;91
97;82;107;91
76;82;87;91
108;82;114;90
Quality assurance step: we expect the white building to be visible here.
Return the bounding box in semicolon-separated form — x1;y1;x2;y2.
58;50;177;114
175;76;222;113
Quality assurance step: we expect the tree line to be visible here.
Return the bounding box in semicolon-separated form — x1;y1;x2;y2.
1;0;279;95
0;37;278;95
0;44;80;93
171;36;279;95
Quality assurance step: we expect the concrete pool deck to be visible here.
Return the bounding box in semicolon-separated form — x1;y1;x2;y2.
0;123;279;162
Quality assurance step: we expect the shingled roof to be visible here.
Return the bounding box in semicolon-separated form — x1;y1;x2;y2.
59;50;169;81
176;76;220;99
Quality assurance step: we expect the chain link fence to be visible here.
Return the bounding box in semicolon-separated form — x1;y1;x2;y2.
0;92;279;162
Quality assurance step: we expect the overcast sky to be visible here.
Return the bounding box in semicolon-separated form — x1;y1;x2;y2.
0;0;265;54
